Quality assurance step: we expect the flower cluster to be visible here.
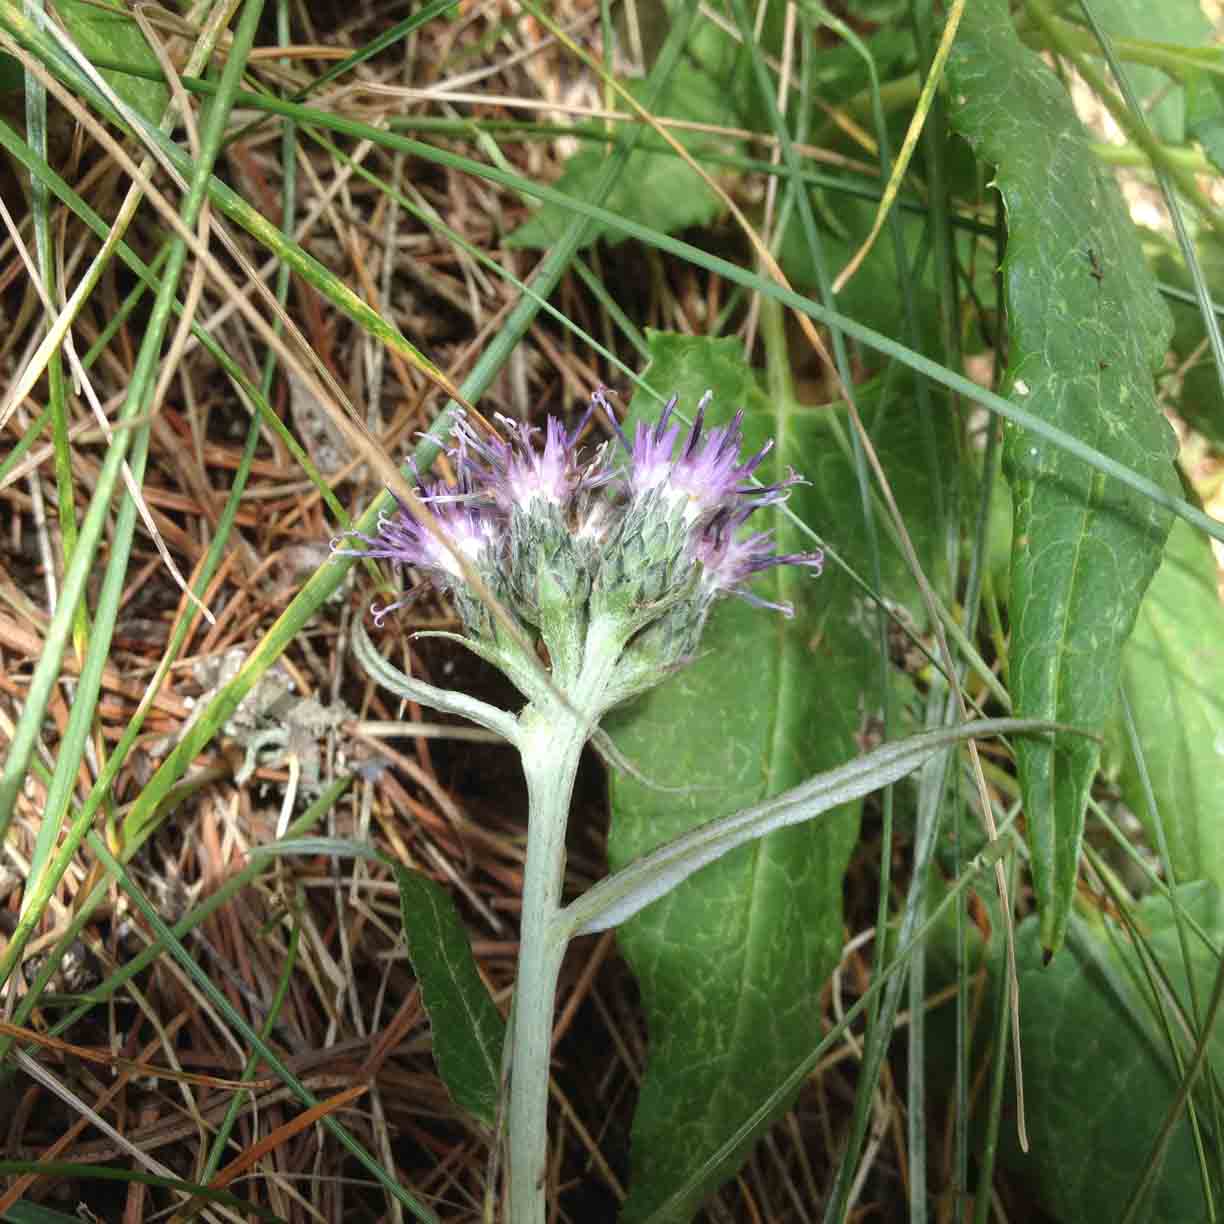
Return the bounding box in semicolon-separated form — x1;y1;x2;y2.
332;389;822;703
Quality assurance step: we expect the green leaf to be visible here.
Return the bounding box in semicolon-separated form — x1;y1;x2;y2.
604;333;874;1221
934;883;1224;1222
947;0;1179;956
506;60;740;250
777;197;944;365
857;375;959;626
1111;518;1224;887
393;865;505;1128
1187;70;1224;175
1080;0;1210;143
805;23;914;109
571;716;1064;938
56;0;168;127
1152;227;1224;446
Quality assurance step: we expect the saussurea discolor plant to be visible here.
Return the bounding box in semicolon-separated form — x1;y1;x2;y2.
334;384;1058;1219
336;388;823;1220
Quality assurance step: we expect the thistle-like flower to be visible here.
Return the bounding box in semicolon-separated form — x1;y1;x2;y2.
696;507;823;614
621;390;803;529
332;389;823;703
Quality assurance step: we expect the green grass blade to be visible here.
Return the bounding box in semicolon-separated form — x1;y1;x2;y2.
0;0;270;979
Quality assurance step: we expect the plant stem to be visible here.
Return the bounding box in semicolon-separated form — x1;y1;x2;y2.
507;615;625;1221
509;705;585;1224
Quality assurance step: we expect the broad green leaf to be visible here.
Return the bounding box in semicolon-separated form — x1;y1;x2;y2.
933;883;1224;1223
1110;518;1224;887
658;0;747;109
778;196;944;365
805;24;914;108
507;60;740;250
1082;0;1210;144
856;374;959;626
604;332;874;1221
947;0;1179;956
393;865;505;1128
56;0;167;127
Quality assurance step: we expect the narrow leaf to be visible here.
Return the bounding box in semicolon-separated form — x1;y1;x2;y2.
393;865;505;1128
947;0;1179;955
572;716;1058;937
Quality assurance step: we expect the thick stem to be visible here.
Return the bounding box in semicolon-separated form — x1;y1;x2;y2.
507;615;625;1222
508;707;585;1224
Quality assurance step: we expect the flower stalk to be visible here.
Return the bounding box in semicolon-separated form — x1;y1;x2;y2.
339;389;822;1218
509;708;579;1224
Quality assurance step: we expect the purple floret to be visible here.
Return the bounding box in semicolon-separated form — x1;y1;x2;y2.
696;516;824;617
625;393;685;495
330;480;500;624
619;389;806;531
453;410;611;512
598;385;823;608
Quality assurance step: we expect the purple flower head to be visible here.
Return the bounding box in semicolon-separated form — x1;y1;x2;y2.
624;393;685;495
330;479;500;625
336;391;825;644
614;389;807;529
589;386;825;616
452;410;610;513
695;512;825;618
